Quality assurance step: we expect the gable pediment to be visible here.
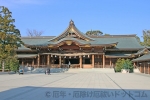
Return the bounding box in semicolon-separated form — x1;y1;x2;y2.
49;20;94;42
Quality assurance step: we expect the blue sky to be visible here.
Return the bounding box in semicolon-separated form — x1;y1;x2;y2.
0;0;150;41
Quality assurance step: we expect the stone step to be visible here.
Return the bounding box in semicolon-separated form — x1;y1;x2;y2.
30;68;115;73
66;68;115;73
31;68;68;73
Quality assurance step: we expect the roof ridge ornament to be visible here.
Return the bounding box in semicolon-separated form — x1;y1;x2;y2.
69;19;74;26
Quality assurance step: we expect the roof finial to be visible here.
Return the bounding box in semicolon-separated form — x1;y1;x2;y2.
70;19;74;25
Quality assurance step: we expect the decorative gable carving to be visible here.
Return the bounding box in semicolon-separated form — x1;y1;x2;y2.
49;20;94;42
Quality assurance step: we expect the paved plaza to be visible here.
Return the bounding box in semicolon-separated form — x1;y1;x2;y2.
0;71;150;100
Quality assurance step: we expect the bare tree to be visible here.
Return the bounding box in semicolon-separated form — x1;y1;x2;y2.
27;29;44;37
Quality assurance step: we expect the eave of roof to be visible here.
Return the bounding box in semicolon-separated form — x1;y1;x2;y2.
105;53;131;58
132;53;150;62
131;47;150;57
16;45;32;51
23;37;118;48
106;48;144;51
16;54;37;58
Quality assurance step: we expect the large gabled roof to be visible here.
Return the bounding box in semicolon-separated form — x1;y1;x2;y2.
18;20;144;50
19;35;143;50
49;20;94;42
92;35;143;50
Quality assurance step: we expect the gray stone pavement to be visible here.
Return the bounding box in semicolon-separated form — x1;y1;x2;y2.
0;72;150;100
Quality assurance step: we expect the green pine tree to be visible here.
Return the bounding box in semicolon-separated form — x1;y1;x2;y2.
115;58;133;72
0;6;24;72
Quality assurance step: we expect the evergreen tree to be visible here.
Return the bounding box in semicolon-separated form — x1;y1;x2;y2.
115;58;133;72
0;6;23;72
141;30;150;46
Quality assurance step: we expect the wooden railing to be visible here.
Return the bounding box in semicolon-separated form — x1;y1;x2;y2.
94;65;103;68
94;64;114;68
70;64;80;68
51;64;60;68
61;64;80;68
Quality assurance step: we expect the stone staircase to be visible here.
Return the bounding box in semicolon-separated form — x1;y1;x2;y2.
25;68;115;73
65;68;115;73
28;68;68;73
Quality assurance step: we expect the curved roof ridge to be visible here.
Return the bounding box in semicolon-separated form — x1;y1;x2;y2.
49;20;94;42
51;38;89;45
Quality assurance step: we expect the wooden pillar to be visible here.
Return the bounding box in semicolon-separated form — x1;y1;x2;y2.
110;58;112;68
148;63;150;74
22;59;24;67
140;65;141;73
59;56;61;68
144;62;145;74
49;55;51;66
32;59;34;67
103;54;105;68
92;55;94;68
47;55;50;66
80;56;82;68
37;54;40;67
148;65;149;74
